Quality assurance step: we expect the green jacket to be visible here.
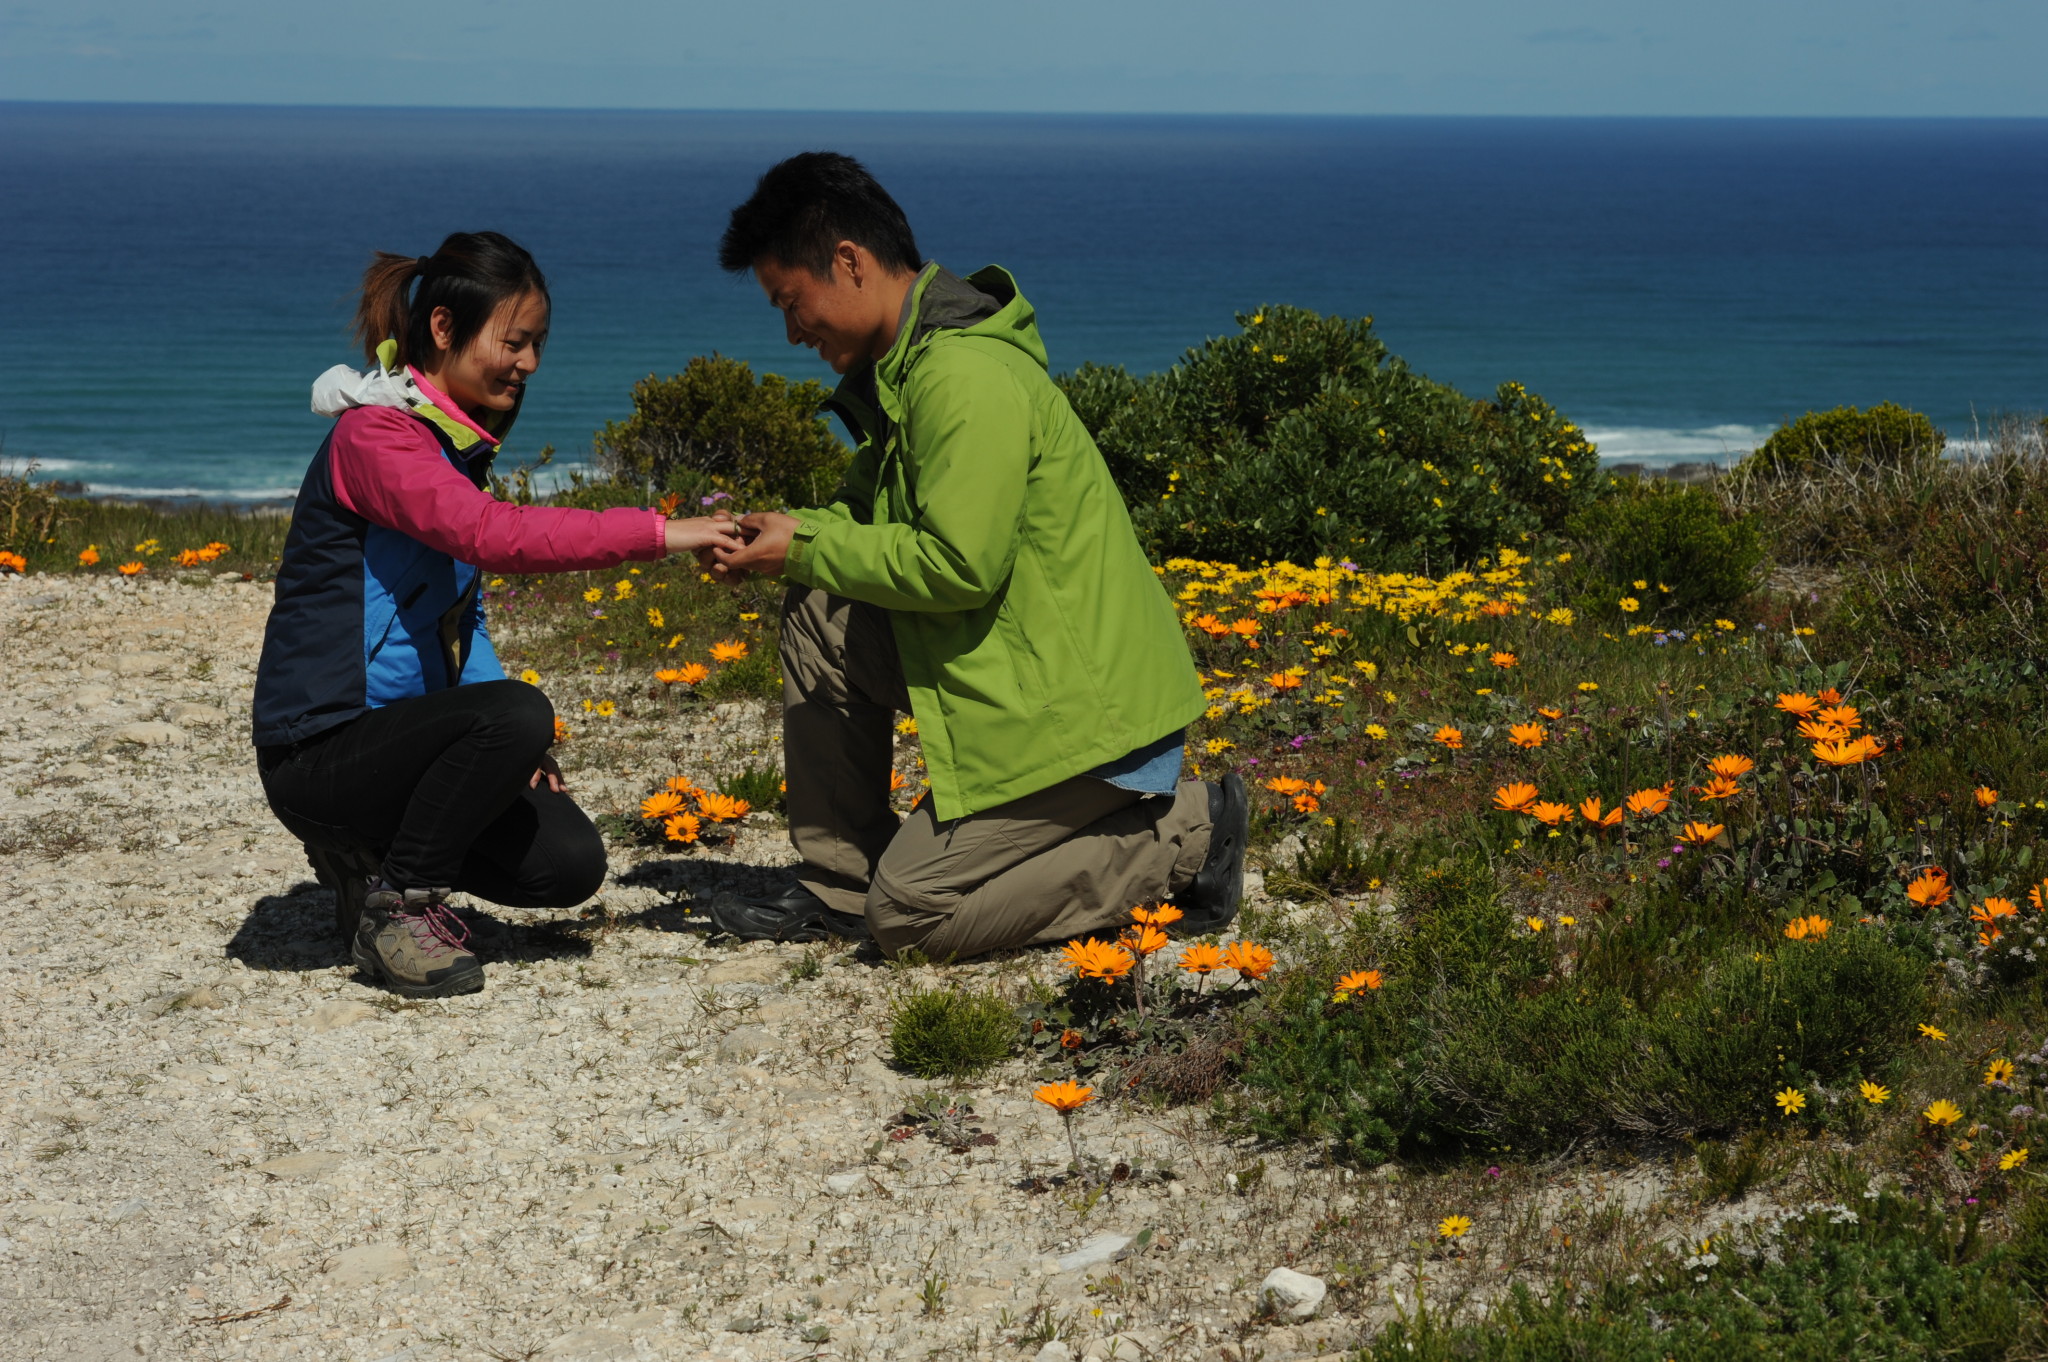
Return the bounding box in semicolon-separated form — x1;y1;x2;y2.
784;264;1204;820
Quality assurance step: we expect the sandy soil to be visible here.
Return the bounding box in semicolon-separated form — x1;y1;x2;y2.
0;572;1697;1362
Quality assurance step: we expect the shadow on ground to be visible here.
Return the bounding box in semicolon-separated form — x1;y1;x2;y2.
224;881;601;971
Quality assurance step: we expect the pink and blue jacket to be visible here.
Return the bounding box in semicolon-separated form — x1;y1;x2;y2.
252;351;666;748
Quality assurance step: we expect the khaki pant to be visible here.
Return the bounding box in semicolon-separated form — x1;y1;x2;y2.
779;585;1213;960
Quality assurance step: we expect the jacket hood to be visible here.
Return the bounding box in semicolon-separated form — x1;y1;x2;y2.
831;264;1044;439
310;339;509;453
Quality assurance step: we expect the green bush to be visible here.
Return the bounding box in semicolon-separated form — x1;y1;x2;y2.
887;988;1017;1080
1563;480;1764;617
717;763;785;814
593;355;848;509
1743;400;1944;475
1366;1192;2031;1361
1058;307;1599;568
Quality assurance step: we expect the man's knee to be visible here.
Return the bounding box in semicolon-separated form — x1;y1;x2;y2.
525;823;608;908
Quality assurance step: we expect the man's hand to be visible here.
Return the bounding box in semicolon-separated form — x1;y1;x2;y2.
695;511;753;585
715;511;800;579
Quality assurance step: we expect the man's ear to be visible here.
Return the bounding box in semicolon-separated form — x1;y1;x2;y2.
835;240;864;288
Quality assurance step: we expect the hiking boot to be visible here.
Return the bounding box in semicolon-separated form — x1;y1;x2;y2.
1174;773;1248;934
304;842;379;939
706;883;870;943
352;886;484;998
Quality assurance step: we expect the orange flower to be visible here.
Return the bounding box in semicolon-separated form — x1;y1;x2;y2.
1434;725;1465;750
2028;880;2048;913
654;668;685;685
553;716;571;742
1265;776;1311;795
1797;718;1851;743
640;791;687;820
1229;618;1260;637
1191;613;1228;636
1508;722;1547;750
1975;786;1999;809
1579;795;1622;828
1493;782;1539;813
1813;737;1879;767
1293;792;1321;814
1061;937;1136;983
888;769;910;792
1221;941;1276;980
0;551;25;573
1267;671;1305;691
1479;600;1515;618
1035;1080;1095;1114
709;639;749;663
1971;898;2020;926
1333;969;1384;999
1121;924;1172;956
663;812;701;844
172;548;202;567
1816;687;1843;705
1490;651;1518;668
1536;706;1565;721
77;545;100;567
1775;692;1820;717
117;561;145;576
1626;786;1672;816
1784;914;1831;941
1680;821;1725;844
1707;754;1755;779
1059;1027;1084;1050
1905;870;1953;909
1698;775;1743;802
1528;800;1573;826
1132;904;1184;927
697;792;750;822
1177;942;1226;975
665;776;704;797
1816;704;1861;731
674;662;710;685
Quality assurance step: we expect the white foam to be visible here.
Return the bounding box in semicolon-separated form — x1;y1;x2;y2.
84;484;298;501
1588;425;1772;467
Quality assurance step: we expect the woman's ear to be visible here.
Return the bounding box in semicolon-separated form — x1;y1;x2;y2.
428;304;458;354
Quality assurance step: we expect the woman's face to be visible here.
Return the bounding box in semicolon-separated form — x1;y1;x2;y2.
422;291;549;413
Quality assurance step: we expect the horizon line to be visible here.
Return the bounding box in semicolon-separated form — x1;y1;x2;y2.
3;97;2043;123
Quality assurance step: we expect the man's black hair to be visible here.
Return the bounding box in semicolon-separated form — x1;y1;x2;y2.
719;151;922;278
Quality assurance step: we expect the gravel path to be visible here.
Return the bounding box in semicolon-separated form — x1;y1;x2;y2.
0;572;1640;1362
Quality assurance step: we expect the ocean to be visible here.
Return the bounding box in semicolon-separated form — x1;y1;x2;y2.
0;103;2042;499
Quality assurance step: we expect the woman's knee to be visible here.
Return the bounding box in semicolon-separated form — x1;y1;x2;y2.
471;678;556;752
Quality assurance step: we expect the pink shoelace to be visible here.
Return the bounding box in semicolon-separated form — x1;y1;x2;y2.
394;897;472;958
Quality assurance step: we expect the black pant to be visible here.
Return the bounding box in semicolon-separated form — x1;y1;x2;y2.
258;680;606;908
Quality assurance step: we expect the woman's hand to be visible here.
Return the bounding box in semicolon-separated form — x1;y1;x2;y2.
715;511;799;579
530;752;567;793
664;514;747;557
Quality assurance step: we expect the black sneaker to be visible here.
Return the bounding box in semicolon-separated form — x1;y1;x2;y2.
1175;774;1248;934
305;842;380;939
706;884;871;943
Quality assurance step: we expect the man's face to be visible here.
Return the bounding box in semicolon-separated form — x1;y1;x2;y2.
755;250;888;375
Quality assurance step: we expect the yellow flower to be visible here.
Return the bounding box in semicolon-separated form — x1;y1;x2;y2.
519;668;542;685
612;579;634;599
1619;597;1640;613
1525;916;1546;933
1545;607;1575;626
738;612;760;622
1859;1080;1891;1104
594;700;616;718
582;587;603;604
646;607;664;628
1363;723;1389;740
1438;1214;1472;1239
1987;1058;2016;1086
1919;1023;1948;1041
1205;738;1235;755
2002;1148;2029;1171
1775;1087;1807;1115
1576;681;1598;692
1922;1099;1962;1127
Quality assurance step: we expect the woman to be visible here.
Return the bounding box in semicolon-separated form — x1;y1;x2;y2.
252;230;738;997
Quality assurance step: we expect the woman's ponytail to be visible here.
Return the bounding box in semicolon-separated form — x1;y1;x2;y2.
348;233;549;370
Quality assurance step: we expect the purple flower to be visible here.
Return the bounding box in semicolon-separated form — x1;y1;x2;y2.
701;491;732;506
1487;1166;1502;1178
1339;561;1359;571
1246;757;1260;766
1653;635;1667;646
1657;858;1671;869
1669;629;1688;642
2010;1104;2037;1119
1289;734;1309;750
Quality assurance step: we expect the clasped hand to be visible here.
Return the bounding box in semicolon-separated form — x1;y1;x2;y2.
691;510;799;584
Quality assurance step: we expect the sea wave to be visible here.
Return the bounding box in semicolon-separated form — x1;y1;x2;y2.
85;483;298;501
1587;425;1771;466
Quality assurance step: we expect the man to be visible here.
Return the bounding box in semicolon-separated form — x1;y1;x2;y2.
705;151;1246;960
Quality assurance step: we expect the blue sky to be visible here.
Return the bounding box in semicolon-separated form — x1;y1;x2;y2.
2;0;2043;116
